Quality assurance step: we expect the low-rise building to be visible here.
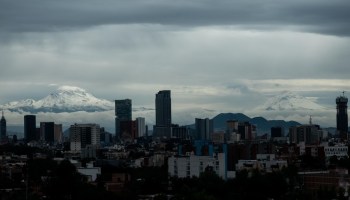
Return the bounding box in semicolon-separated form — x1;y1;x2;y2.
236;154;288;173
168;153;226;179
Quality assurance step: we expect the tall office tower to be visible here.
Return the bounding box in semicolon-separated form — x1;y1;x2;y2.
195;118;213;140
40;122;55;143
54;124;63;144
155;90;171;126
336;93;348;140
115;99;132;139
136;117;146;138
69;123;100;152
24;115;36;142
154;90;172;139
0;111;6;142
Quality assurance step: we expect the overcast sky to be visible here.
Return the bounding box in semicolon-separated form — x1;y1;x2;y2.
0;0;349;126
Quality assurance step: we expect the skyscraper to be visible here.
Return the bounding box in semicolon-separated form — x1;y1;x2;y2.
154;90;172;139
155;90;171;127
115;99;132;139
136;117;146;138
336;92;348;140
195;118;213;140
24;115;36;142
40;122;55;143
0;111;6;142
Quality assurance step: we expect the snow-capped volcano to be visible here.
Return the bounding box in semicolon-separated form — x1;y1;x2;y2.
256;91;326;111
1;86;114;113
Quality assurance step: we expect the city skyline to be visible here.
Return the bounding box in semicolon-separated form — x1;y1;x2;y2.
0;85;346;130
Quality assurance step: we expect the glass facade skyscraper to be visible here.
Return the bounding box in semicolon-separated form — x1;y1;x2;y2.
155;90;171;127
154;90;172;139
115;99;132;139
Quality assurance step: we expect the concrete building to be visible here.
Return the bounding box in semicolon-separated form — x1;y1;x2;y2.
172;125;190;140
136;117;146;138
168;153;227;179
236;154;288;173
324;145;348;159
289;125;322;145
69;124;100;152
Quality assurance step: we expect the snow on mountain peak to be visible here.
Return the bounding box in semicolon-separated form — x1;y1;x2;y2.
1;86;114;113
256;91;326;111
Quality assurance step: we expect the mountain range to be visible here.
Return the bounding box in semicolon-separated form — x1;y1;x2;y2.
0;85;332;137
211;113;300;134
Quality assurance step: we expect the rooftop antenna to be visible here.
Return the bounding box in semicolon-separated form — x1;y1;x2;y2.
343;91;346;97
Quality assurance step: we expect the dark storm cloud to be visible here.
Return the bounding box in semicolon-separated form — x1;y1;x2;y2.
1;0;350;36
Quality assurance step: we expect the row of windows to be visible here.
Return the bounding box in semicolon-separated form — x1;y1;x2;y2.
325;148;348;152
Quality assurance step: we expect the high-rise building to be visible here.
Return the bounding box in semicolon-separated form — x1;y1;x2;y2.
172;125;190;140
136;117;146;138
155;90;171;126
195;118;213;140
238;122;257;140
115;99;132;139
40;122;55;143
0;111;6;142
336;93;348;140
154;90;172;139
69;123;100;152
24;115;36;142
119;120;136;142
54;124;63;143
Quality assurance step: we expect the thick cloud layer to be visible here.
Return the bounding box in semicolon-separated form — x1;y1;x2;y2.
0;0;349;127
1;0;350;36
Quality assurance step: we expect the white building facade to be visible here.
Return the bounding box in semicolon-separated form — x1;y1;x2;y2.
168;153;226;179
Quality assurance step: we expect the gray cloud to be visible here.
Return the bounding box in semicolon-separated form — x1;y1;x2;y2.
1;0;350;36
0;0;349;127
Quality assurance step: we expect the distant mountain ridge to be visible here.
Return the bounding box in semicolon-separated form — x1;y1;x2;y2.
212;113;301;135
